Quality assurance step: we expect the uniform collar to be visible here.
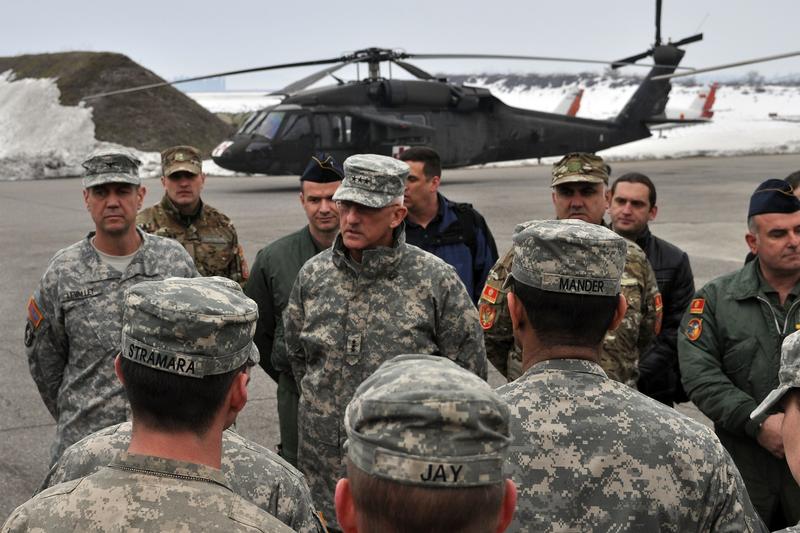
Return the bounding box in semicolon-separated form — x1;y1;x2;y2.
109;451;231;491
80;229;160;282
729;258;800;300
332;224;407;277
525;357;608;378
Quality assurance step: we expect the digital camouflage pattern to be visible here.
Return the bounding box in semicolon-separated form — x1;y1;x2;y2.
284;229;488;529
550;152;609;187
509;220;626;297
497;358;767;533
81;151;142;188
3;452;292;532
331;153;408;208
481;235;659;384
752;329;800;419
137;195;248;283
345;354;510;487
41;422;324;533
25;232;196;463
121;276;259;378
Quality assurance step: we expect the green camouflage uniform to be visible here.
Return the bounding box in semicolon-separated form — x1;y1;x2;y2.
497;220;766;532
137;194;248;283
285;154;488;530
41;422;324;533
3;453;292;533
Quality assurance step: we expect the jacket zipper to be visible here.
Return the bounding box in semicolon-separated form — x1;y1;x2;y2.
110;464;228;489
756;295;800;336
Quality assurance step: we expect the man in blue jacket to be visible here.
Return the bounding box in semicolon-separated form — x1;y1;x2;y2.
399;147;498;303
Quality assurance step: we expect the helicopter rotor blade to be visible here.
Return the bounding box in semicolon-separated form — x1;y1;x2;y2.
670;33;704;47
655;0;662;46
273;60;354;95
652;50;800;80
82;55;348;100
391;59;437;80
407;53;694;71
611;50;655;70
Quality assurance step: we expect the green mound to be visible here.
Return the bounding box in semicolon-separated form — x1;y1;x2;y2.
0;51;233;155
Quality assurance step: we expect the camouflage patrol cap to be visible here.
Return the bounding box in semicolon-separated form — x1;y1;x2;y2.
81;151;142;189
162;145;203;177
509;219;627;297
332;154;408;208
752;330;800;419
120;276;259;379
344;354;511;487
551;152;609;187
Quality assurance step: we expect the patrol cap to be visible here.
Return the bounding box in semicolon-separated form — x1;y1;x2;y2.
509;219;627;297
301;153;344;183
747;178;800;218
551;152;609;187
344;354;511;487
162;145;203;177
332;154;408;208
81;151;142;189
120;276;259;379
751;330;800;419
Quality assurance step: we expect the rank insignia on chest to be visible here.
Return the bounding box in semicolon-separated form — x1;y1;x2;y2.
690;298;705;315
479;303;497;330
686;318;703;341
481;284;499;304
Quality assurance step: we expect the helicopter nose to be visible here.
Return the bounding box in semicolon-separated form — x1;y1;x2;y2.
212;141;233;158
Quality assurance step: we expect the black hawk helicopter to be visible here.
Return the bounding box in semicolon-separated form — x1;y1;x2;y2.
84;1;799;175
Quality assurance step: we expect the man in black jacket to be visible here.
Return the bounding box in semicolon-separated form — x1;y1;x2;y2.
610;172;695;406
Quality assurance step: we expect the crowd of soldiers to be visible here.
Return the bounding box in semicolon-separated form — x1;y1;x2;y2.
6;143;800;532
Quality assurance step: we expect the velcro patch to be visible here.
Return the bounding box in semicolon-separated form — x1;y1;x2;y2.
481;284;499;304
479;304;497;330
690;298;705;315
27;297;43;329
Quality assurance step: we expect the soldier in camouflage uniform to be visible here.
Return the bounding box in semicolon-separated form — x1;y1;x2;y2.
480;152;660;385
752;331;800;533
137;145;248;284
335;354;516;532
497;219;766;532
24;152;197;464
284;154;488;531
7;277;291;532
40;422;324;533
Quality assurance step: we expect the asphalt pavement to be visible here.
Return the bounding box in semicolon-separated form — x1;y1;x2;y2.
2;153;799;517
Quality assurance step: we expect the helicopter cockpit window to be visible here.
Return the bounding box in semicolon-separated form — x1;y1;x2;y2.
254;111;286;140
280;114;311;141
238;111;267;134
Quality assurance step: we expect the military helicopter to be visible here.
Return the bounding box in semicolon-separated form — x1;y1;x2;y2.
84;1;798;175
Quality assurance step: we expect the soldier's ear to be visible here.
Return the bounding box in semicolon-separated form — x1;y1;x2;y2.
608;294;628;332
114;354;125;386
334;478;359;533
496;480;518;533
507;292;527;332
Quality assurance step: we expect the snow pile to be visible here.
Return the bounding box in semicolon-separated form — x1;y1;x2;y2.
186;91;281;114
0;71;162;181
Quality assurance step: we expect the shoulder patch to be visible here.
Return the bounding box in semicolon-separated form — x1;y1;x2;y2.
27;297;43;328
479;303;497;330
654;292;663;335
690;298;705;315
686;318;703;341
480;284;499;304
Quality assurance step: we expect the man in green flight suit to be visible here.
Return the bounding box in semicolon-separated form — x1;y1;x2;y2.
679;178;800;529
245;154;343;466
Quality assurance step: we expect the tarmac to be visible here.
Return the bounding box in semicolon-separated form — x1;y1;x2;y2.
2;153;799;518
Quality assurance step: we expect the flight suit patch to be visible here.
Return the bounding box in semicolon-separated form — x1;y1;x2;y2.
479;303;497;330
27;297;43;328
686;318;703;341
690;298;705;315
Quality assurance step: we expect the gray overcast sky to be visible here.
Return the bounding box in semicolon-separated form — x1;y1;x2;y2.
3;1;799;89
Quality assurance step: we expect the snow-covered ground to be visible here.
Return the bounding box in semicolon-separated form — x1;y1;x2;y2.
1;70;798;181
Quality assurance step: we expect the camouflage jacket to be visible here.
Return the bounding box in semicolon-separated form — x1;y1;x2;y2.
25;231;197;463
3;452;292;532
40;422;324;533
284;227;488;529
481;238;660;384
497;358;767;533
137;195;248;283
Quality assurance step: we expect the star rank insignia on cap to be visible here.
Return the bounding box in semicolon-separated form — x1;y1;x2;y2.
690;298;705;314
